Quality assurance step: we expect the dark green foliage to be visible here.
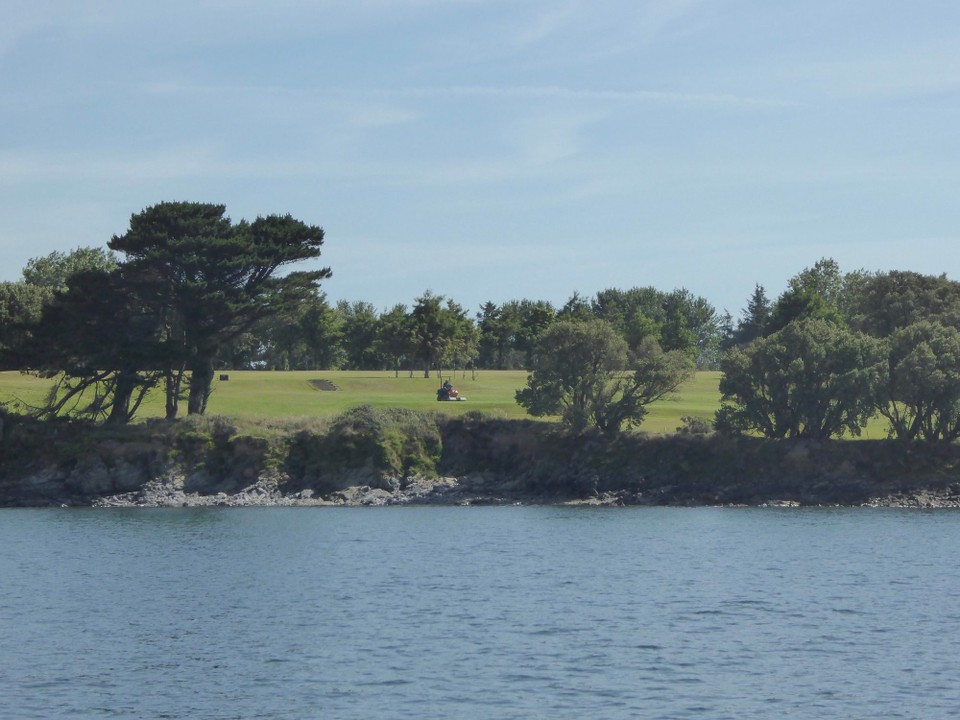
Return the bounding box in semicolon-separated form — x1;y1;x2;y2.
557;291;593;322
734;284;770;345
558;287;720;369
718;319;884;438
10;268;165;423
377;303;416;375
476;299;556;369
7;202;330;423
6;411;960;507
878;321;960;441
723;262;960;443
285;406;442;491
767;287;845;335
410;291;473;377
172;416;271;491
106;202;330;415
774;257;865;329
0;282;53;364
438;413;547;476
517;319;693;435
337;300;383;370
847;270;960;337
248;292;345;370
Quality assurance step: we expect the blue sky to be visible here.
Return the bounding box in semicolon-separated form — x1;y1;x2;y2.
2;0;958;317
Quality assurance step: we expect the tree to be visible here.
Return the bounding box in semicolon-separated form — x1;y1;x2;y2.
252;291;344;370
718;309;737;352
557;291;593;322
507;299;555;368
22;247;118;291
590;287;662;352
0;282;53;364
108;202;329;415
877;321;960;441
667;289;721;369
442;314;479;377
476;301;514;369
296;293;346;370
409;291;473;377
337;300;383;370
377;303;415;376
10;268;165;423
0;247;118;365
717;319;884;438
516;319;693;435
733;284;771;345
786;257;846;309
847;271;960;338
767;287;844;335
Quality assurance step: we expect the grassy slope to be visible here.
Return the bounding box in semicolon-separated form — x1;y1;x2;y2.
0;369;723;434
0;369;893;437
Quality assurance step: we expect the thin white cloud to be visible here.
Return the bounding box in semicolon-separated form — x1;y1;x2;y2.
130;79;792;109
349;106;420;128
0;146;221;183
372;84;795;108
507;0;583;49
0;1;58;59
633;0;705;43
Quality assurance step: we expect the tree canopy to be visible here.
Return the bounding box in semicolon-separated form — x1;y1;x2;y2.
108;202;329;414
717;319;884;439
516;319;693;435
10;202;330;421
877;321;960;441
22;247;118;292
8;233;960;446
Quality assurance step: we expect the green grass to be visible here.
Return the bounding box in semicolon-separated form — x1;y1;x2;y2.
0;368;893;437
0;369;723;434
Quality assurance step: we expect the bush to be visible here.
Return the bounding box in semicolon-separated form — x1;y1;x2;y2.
677;416;712;435
284;405;443;491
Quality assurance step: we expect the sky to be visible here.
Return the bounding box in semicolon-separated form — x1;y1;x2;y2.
2;0;959;317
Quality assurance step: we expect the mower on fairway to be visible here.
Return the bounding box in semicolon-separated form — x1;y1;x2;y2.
436;380;466;402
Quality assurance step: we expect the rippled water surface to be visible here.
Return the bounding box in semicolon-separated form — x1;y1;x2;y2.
1;506;959;719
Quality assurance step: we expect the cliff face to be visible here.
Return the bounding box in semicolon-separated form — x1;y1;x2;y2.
2;411;960;508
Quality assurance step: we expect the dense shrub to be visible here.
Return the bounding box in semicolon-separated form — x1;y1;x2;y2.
284;405;442;491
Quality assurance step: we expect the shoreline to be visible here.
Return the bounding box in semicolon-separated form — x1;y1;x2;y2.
36;471;960;511
3;411;960;509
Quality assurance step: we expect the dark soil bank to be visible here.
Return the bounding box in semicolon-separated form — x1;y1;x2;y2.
1;411;959;508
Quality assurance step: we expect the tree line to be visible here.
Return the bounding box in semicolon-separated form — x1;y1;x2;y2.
1;202;959;442
718;259;960;441
0;202;722;386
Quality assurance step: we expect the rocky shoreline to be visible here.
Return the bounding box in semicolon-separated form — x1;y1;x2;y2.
85;472;960;510
4;411;960;509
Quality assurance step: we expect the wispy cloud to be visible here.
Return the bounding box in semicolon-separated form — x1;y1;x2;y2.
132;79;792;109
373;84;795;108
0;146;225;183
0;2;57;59
507;0;583;49
633;0;705;43
349;106;420;128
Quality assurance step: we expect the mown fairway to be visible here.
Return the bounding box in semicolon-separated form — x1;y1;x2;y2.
0;370;724;434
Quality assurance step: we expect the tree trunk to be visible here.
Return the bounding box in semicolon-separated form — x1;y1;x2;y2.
165;366;184;420
107;371;135;424
188;355;214;415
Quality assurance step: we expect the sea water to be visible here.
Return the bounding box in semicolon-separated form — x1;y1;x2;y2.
1;506;958;719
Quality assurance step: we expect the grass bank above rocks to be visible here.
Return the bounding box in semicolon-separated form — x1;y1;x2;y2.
1;407;959;507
